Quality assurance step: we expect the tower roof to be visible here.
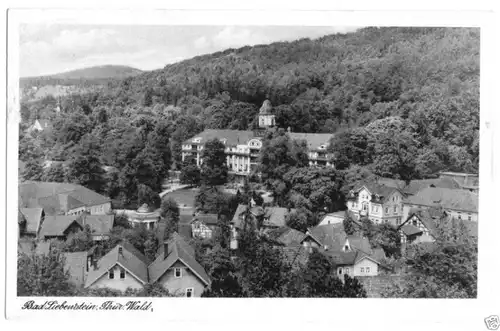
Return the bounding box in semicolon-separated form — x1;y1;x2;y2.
259;100;273;115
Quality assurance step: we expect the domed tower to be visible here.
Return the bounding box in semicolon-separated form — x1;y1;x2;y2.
258;100;275;129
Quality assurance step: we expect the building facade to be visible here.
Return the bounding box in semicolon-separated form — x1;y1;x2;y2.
347;184;405;226
181;100;334;178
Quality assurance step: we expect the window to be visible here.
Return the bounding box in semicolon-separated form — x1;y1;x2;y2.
344;245;349;251
366;267;371;273
360;267;365;273
185;288;194;298
468;214;472;221
345;268;350;275
108;270;114;279
338;268;342;275
458;213;462;220
174;268;182;278
393;206;397;213
120;268;125;279
413;220;418;226
385;207;389;213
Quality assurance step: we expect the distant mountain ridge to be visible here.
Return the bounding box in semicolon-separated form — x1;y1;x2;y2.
20;65;143;88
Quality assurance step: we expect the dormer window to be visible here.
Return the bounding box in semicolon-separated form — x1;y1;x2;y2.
193;137;201;143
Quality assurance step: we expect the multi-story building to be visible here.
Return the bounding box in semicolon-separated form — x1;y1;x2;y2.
346;183;405;226
401;187;478;222
181;100;334;178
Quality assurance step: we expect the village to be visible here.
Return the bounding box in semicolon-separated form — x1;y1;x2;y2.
18;101;479;298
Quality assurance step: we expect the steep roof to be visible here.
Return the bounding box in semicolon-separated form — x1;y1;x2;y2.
148;233;210;285
19;181;110;214
19;208;43;234
84;242;149;288
405;187;478;213
39;215;82;238
80;214;115;236
346;235;373;255
361;177;462;195
350;183;402;203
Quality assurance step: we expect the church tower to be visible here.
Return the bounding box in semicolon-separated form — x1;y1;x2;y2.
258;100;275;128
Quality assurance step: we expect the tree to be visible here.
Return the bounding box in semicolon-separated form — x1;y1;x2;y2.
137;184;160;209
17;248;74;296
285;208;313;233
42;163;66;182
22;159;44;181
200;138;228;186
370;223;401;258
64;225;94;253
160;197;180;240
343;212;357;235
65;135;106;193
382;218;477;298
179;163;201;186
292;250;367;297
201;244;242;297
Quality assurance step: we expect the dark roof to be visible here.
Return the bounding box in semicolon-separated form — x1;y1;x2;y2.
346;235;373;255
63;252;88;287
191;213;218;226
277;244;309;269
148;233;210;285
39;215;82;238
19;208;43;234
19;181;110;215
405;187;478;213
439;172;479;189
80;214;114;236
84;243;149;288
259;100;273;115
265;227;306;246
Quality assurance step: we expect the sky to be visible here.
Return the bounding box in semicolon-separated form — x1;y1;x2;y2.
19;25;359;77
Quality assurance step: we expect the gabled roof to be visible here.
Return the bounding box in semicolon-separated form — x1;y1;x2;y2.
39;215;82;238
84;242;149;288
375;177;462;195
19;208;43;234
405;187;478;213
301;223;346;250
191;213;218;226
80;214;115;236
345;235;373;255
148;233;210;285
265;227;306;246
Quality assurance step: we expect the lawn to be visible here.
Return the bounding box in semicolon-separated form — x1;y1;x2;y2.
162;188;198;209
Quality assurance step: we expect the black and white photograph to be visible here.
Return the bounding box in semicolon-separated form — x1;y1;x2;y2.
3;3;499;330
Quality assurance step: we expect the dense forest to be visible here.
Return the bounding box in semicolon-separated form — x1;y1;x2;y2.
19;27;480;207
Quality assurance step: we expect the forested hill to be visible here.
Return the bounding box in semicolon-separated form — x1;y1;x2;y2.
20;27;480;201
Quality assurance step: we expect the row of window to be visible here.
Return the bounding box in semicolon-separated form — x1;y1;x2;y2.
360;267;371;273
108;268;126;279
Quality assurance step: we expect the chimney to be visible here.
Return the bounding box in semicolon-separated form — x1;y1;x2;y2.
163;242;169;258
118;246;123;255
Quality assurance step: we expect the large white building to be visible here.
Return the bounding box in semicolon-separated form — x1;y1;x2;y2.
181;100;334;178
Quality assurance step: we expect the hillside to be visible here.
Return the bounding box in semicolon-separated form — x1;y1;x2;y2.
21;27;480;177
